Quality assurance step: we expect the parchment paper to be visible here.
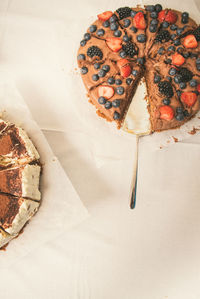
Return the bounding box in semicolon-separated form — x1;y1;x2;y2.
0;71;88;268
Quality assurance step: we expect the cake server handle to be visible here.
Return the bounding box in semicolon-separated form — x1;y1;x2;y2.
130;135;139;209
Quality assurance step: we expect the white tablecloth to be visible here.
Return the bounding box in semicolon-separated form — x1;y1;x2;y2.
1;0;200;298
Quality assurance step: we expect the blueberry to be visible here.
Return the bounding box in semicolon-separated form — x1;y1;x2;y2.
196;58;200;64
102;65;110;72
158;47;165;54
126;78;133;85
197;64;200;71
180;82;186;89
114;30;122;37
174;75;182;84
194;90;199;95
169;67;177;76
98;69;106;77
92;74;99;81
184;110;189;117
103;20;110;28
162;21;169;28
130;26;137;33
163;98;171;105
137;57;145;65
150;11;158;18
109;15;117;23
176;90;182;97
151;19;158;26
177;28;184;36
170;34;177;40
113;111;121;120
190;79;197;87
116;86;124;95
132;69;138;76
119;51;127;58
89;25;97;33
123;35;131;42
105;101;112;109
137;34;146;43
107;77;115;85
149;24;157;33
84;33;91;41
166;76;172;82
174;39;181;46
176;107;184;113
155;4;162;12
131;10;137;17
98;96;106;105
182;17;188;24
146;5;155;12
77;54;85;60
80;66;88;74
123;19;131;28
165;59;172;64
183;52;190;58
154;74;161;83
175;113;184;121
110;22;118;31
167;46;175;52
112;99;121;108
80;39;87;46
94;63;101;70
115;79;122;85
182;12;189;18
177;47;183;53
97;29;105;36
170;24;177;31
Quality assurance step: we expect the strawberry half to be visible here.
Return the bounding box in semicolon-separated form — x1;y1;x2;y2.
158;10;177;23
98;85;115;99
121;65;131;78
159;105;174;121
98;11;113;21
172;53;185;66
133;12;146;30
106;37;122;52
158;10;166;22
181;92;197;107
197;84;200;93
183;35;198;49
117;59;129;68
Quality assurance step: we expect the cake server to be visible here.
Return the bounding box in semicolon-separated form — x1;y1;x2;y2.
122;80;151;208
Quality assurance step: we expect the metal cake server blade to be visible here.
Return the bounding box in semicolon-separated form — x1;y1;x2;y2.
122;80;151;208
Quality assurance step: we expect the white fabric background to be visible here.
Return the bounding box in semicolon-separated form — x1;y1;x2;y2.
0;0;200;298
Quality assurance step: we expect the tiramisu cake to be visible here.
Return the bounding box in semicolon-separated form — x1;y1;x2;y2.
0;119;41;249
77;5;200;131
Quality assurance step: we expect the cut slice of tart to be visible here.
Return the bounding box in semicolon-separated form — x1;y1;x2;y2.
0;193;39;236
89;61;143;128
0;120;39;168
0;164;41;201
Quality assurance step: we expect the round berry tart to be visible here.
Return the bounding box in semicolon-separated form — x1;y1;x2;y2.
77;5;200;132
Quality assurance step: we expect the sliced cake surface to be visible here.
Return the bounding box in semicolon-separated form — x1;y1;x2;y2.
0;119;41;249
77;5;200;132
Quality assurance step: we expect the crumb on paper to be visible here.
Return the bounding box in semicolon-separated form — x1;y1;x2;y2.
188;127;199;135
160;146;163;149
172;136;178;143
167;140;170;143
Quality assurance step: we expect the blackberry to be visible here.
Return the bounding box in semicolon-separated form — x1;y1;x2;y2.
122;41;137;58
155;30;171;43
193;26;200;41
87;46;103;60
116;7;132;20
178;67;193;82
158;81;174;98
